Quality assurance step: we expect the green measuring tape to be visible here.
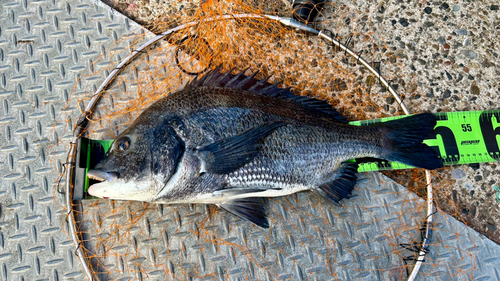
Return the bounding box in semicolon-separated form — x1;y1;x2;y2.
73;110;500;199
350;110;500;172
74;138;113;200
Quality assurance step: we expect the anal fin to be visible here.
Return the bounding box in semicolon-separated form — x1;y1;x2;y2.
218;197;269;228
316;162;358;203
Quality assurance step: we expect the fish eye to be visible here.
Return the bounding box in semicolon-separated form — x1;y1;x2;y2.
115;137;131;152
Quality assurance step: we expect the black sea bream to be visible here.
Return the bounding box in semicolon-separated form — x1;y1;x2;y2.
87;68;443;228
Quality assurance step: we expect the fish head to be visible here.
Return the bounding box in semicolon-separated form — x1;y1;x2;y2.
87;118;185;201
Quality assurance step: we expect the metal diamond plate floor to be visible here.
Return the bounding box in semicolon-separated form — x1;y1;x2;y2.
1;0;500;280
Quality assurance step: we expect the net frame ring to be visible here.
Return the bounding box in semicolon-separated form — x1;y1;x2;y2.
63;14;433;281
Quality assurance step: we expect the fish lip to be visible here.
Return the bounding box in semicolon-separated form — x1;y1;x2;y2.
87;170;118;199
87;170;154;201
87;170;117;182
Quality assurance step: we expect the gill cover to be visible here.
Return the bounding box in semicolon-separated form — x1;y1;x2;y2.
149;120;185;190
88;119;184;201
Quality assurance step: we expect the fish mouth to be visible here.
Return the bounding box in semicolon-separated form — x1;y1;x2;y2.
87;170;154;201
87;170;117;182
87;170;117;199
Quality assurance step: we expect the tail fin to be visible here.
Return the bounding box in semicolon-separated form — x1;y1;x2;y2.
379;113;443;170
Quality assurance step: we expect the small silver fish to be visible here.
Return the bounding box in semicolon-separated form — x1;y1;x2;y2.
87;68;442;228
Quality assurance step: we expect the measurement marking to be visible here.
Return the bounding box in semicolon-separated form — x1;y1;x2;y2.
352;110;500;171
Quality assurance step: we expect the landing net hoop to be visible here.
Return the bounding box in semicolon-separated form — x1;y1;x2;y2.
61;14;432;281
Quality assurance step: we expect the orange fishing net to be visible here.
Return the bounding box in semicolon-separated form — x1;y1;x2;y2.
49;0;477;279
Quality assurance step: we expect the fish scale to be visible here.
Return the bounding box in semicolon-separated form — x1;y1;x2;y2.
86;69;442;228
189;110;335;189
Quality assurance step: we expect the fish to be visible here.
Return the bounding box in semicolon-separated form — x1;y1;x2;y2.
87;67;443;228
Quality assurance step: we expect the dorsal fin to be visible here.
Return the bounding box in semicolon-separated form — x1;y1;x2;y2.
187;67;348;123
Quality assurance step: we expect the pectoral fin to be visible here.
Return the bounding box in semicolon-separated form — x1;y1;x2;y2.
218;197;269;228
315;162;358;203
195;121;286;174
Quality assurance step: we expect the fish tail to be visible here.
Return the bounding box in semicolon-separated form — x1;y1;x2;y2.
378;113;443;170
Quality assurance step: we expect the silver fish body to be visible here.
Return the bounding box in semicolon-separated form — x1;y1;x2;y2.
88;69;442;227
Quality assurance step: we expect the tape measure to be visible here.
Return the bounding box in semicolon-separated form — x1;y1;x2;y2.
350;110;500;172
73;110;500;199
74;138;113;200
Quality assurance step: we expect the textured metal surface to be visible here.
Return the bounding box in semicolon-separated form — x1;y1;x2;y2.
1;0;500;280
77;172;500;280
0;0;144;279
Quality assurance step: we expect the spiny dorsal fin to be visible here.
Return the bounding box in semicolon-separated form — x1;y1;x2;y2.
187;67;348;123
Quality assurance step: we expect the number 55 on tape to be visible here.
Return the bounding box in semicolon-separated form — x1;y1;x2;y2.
349;110;500;172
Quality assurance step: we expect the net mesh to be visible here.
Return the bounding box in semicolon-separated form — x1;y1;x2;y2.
48;0;478;279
